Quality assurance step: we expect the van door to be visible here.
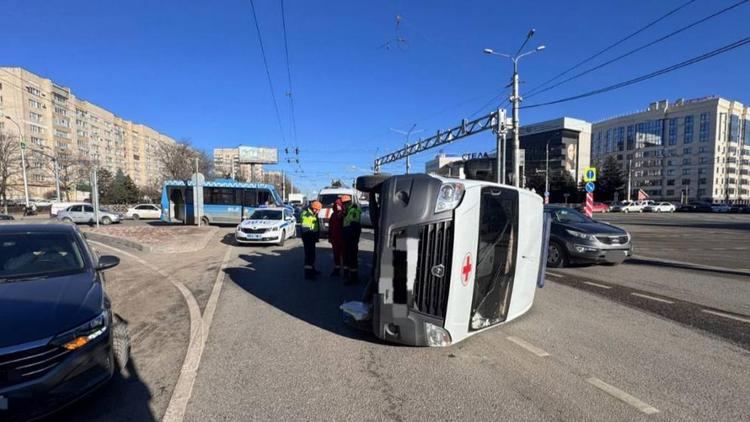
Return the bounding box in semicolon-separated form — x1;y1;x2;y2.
469;187;519;331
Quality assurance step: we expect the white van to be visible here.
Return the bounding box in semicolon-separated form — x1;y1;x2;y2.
317;185;359;236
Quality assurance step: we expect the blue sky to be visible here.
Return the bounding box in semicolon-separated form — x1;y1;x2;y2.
2;0;748;195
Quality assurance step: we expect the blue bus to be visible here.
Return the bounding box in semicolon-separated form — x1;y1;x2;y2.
161;178;283;225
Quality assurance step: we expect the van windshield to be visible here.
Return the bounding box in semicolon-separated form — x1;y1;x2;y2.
0;232;86;281
319;194;343;208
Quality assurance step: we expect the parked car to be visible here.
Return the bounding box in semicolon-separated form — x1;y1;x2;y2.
0;224;129;420
235;207;296;246
576;201;610;213
710;203;731;213
545;205;632;268
643;202;676;213
0;214;14;221
676;201;713;212
57;204;122;225
610;200;644;213
50;201;87;217
729;204;750;213
125;203;161;220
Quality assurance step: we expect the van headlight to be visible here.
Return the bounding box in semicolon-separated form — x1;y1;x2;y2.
425;322;452;347
51;311;109;351
435;182;465;213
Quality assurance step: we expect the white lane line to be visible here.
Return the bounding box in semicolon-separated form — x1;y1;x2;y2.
583;281;612;289
163;245;233;422
506;336;550;357
702;309;750;324
546;272;563;278
586;377;659;415
630;292;674;304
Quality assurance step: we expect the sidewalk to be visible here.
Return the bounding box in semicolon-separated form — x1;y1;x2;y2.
82;224;219;253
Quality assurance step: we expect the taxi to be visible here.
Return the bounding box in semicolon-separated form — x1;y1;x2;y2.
235;207;296;246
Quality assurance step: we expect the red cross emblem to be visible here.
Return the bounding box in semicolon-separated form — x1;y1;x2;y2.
461;253;472;286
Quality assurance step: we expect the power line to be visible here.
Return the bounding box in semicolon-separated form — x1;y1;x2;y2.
280;0;299;149
525;0;697;97
522;35;750;110
525;0;748;100
248;0;288;150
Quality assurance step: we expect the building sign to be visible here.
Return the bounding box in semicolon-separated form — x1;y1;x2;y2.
238;146;278;164
461;152;493;161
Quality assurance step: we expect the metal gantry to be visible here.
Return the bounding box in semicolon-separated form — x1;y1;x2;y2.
374;110;507;173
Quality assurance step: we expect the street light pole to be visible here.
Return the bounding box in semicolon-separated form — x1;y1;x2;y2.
484;30;545;188
391;124;423;175
5;116;29;208
545;139;550;200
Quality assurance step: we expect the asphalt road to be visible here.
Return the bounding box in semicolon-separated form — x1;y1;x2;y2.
39;212;750;421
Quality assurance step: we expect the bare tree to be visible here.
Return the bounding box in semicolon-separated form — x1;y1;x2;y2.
0;132;21;209
54;151;93;201
156;139;212;182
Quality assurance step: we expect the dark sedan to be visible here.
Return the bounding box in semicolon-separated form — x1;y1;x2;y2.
544;206;632;268
0;224;129;421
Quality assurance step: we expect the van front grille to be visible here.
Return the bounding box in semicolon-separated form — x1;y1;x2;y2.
413;220;454;319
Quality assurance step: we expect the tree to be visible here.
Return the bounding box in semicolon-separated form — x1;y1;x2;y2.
55;152;92;201
157;139;212;182
597;156;626;201
0;132;20;209
96;168;114;203
106;169;141;204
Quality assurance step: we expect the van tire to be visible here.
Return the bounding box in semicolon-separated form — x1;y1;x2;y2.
356;174;391;193
112;314;130;375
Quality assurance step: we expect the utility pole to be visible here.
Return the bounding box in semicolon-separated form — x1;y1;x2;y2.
627;159;632;202
5;116;29;208
281;170;286;200
92;167;100;228
53;158;61;202
493;108;507;184
390;124;423;175
545;139;550;202
484;30;545;187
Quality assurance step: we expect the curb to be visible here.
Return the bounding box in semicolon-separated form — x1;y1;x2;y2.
84;231;152;253
631;255;750;277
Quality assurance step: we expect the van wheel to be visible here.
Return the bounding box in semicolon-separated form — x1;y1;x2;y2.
101;216;112;225
112;314;130;375
547;241;567;268
356;174;391;193
201;216;210;226
132;214;140;220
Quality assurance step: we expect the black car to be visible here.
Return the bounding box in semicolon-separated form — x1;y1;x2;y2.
544;206;633;268
0;224;129;420
676;201;713;212
0;215;14;221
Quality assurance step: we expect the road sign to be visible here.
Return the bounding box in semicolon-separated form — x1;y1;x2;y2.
585;182;595;193
584;167;597;182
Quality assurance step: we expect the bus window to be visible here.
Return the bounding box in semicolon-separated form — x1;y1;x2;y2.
243;189;258;206
206;188;240;205
470;187;518;331
257;189;273;206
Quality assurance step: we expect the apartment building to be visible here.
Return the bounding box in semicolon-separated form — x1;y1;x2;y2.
591;97;750;203
0;67;177;199
213;147;264;181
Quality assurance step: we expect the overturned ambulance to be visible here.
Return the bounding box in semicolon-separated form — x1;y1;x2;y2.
342;173;549;347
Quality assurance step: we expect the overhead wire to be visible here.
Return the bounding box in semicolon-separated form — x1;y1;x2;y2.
525;0;749;100
279;0;300;155
522;35;750;110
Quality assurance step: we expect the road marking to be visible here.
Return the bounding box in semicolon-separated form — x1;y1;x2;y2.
586;377;659;415
702;309;750;324
583;281;612;289
163;244;233;422
546;272;563;278
630;292;674;304
506;336;550;357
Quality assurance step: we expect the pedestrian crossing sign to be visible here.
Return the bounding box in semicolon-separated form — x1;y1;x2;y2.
583;167;596;182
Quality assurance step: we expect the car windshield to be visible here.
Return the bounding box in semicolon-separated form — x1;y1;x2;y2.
318;194;343;208
552;208;590;224
0;232;86;281
250;210;282;220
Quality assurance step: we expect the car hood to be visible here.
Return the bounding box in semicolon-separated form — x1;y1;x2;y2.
558;221;627;235
0;271;103;348
239;219;283;229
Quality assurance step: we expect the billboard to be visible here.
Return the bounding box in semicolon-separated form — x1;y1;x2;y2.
238;146;278;164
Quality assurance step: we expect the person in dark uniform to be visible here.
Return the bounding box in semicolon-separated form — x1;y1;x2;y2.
300;200;322;280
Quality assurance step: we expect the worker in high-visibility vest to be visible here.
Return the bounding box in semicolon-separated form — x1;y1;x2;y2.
300;200;322;280
341;195;362;284
328;198;345;277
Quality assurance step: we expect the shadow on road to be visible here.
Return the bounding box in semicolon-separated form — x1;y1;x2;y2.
224;241;379;344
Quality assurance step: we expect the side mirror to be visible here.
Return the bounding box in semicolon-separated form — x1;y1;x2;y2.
96;255;120;271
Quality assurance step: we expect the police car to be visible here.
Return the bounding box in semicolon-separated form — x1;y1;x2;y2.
235;207;296;246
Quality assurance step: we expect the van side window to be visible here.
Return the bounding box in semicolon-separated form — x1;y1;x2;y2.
470;187;519;331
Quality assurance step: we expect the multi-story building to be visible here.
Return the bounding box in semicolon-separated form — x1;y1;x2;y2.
213;147;264;182
0;67;177;199
591;97;750;203
425;153;465;178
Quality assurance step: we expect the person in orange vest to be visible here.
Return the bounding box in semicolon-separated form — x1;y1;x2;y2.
328;197;345;277
341;195;362;284
299;200;322;280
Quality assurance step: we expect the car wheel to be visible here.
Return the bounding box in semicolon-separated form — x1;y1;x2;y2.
101;216;112;225
112;313;130;375
62;217;73;224
132;214;140;221
547;241;567;268
278;231;286;247
201;216;210;226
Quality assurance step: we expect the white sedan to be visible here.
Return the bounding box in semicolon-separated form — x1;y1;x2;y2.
611;201;644;213
235;207;296;246
643;202;676;213
126;204;162;220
